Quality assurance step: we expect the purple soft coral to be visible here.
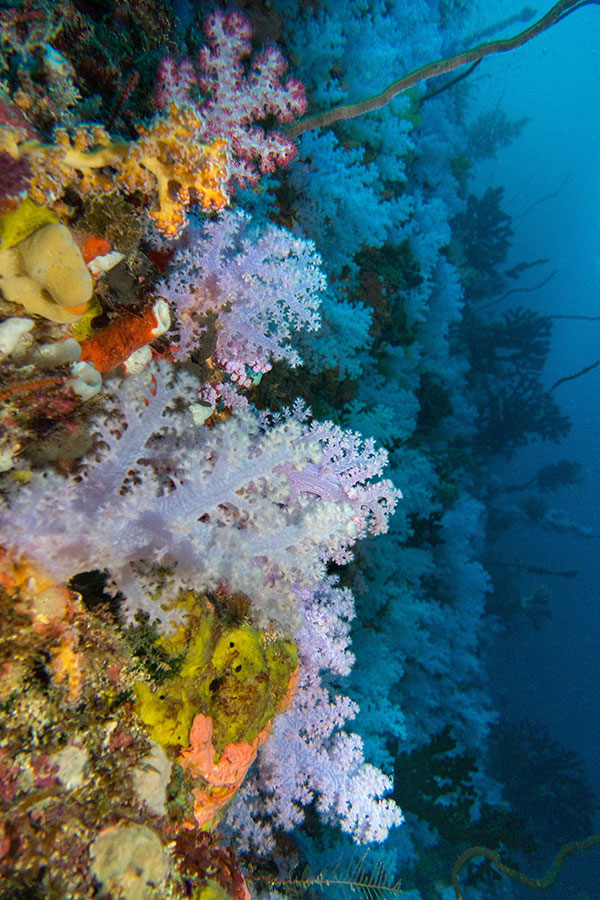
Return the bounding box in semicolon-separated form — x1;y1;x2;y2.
160;210;324;388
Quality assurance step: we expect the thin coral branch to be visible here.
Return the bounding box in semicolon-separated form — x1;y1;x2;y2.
420;60;482;104
0;376;72;402
548;313;600;320
288;0;599;137
513;176;569;221
549;358;600;392
452;834;600;899
477;271;556;311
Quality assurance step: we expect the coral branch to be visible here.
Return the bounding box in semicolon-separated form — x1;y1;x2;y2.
452;835;600;899
288;0;598;137
549;358;600;392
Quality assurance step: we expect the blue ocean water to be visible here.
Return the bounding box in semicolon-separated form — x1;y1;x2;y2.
472;3;600;894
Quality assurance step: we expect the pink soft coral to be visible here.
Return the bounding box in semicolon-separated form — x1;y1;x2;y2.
156;10;306;188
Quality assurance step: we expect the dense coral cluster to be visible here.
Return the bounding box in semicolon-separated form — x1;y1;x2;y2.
0;3;485;896
0;7;407;895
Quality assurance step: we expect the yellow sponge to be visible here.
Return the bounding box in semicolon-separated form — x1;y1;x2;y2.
0;198;58;250
18;223;93;308
0;223;92;322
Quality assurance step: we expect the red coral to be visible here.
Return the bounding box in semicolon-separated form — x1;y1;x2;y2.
0;749;21;805
30;754;60;790
172;830;251;900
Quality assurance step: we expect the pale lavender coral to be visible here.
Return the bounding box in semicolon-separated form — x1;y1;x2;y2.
224;579;402;849
1;363;397;630
295;577;356;678
288;420;402;559
159;210;324;387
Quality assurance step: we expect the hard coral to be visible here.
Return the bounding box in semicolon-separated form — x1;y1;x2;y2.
90;822;168;900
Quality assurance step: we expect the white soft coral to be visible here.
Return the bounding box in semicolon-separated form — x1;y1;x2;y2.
2;363;398;632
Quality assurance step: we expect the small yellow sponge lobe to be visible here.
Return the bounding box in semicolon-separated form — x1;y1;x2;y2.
18;222;93;308
0;197;58;250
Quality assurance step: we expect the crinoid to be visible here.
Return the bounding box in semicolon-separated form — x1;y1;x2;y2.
251;852;406;900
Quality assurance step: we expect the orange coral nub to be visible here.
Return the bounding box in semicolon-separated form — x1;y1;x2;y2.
80;234;112;264
77;299;170;374
179;713;272;829
280;665;300;713
51;641;83;703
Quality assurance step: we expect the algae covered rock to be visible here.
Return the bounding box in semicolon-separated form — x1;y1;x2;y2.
90;822;168;900
132;592;298;827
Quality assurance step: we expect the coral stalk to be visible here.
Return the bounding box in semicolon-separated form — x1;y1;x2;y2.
289;0;598;137
452;835;600;899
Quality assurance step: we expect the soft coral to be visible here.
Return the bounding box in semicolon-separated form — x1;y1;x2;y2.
156;9;307;188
